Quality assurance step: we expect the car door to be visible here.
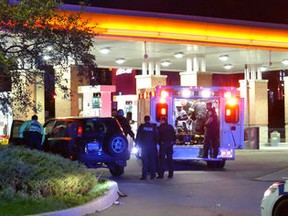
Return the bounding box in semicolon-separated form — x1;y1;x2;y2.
44;119;76;158
8;120;24;146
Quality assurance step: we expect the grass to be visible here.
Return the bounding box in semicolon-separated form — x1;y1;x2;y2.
0;180;110;216
0;145;110;216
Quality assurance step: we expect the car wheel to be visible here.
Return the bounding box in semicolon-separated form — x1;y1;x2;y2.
108;134;128;157
109;165;124;177
274;198;288;216
207;160;226;169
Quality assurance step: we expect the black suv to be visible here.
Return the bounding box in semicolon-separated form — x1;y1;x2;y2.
9;117;130;177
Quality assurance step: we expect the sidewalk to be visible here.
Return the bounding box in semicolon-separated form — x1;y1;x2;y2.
260;142;288;150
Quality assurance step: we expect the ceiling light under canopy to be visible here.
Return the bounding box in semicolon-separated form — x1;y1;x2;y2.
219;54;229;61
99;47;111;54
173;52;184;58
115;58;126;64
223;64;233;70
161;60;171;67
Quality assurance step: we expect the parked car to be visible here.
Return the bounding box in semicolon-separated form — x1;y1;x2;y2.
261;179;288;216
9;117;130;177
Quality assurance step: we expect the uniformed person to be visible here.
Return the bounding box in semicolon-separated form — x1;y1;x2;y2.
202;102;219;158
116;109;135;140
19;115;45;150
157;117;176;179
135;115;158;180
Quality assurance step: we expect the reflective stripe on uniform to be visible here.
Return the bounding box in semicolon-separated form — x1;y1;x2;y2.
28;122;42;134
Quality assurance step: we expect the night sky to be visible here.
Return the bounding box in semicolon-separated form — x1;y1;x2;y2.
63;0;288;25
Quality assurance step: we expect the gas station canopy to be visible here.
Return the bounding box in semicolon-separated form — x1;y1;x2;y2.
62;5;288;73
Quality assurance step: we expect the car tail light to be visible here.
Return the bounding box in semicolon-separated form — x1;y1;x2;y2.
77;126;83;137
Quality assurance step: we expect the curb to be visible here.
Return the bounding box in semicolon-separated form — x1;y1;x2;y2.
34;180;119;216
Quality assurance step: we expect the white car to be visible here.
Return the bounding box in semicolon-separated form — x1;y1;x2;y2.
261;180;288;216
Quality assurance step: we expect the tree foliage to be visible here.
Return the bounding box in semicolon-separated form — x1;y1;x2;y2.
0;0;97;116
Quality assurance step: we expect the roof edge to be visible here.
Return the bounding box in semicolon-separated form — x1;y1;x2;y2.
62;4;288;30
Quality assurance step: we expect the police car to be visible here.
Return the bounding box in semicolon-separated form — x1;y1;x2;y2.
261;179;288;216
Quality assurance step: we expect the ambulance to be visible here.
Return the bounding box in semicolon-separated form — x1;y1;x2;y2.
138;86;244;168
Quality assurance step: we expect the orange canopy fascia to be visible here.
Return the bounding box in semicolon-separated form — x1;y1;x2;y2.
58;9;288;51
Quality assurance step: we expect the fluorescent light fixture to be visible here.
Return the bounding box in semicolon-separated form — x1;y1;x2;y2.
115;58;126;64
281;59;288;66
99;47;111;54
173;52;184;58
161;60;171;67
223;64;233;70
218;54;229;61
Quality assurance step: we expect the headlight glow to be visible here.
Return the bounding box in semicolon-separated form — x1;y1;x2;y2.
131;146;139;154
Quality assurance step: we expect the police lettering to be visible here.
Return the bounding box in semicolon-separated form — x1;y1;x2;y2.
143;126;153;131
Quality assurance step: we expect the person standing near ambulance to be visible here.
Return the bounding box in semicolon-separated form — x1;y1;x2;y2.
19;115;45;150
202;102;219;158
135;115;158;180
157;117;176;179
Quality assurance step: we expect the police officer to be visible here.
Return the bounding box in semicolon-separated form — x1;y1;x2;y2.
19;115;45;150
158;117;176;179
202;102;219;158
135;115;158;180
116;109;135;140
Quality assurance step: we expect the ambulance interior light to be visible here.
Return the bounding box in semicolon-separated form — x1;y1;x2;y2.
160;90;169;98
224;91;232;98
201;89;211;98
181;89;191;98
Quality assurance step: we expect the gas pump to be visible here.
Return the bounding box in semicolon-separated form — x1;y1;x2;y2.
78;85;116;117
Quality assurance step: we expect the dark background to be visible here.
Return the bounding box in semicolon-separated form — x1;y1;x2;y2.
63;0;288;25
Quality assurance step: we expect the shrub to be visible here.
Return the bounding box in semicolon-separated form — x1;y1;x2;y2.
0;145;97;199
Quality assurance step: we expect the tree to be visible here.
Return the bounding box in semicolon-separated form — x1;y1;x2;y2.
0;0;97;116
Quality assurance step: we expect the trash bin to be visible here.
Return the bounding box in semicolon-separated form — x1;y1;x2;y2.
270;131;280;146
244;127;259;149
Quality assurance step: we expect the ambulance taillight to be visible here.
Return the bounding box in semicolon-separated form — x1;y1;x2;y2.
156;103;168;121
225;97;239;123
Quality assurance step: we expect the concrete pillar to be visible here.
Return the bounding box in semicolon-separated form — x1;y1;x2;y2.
12;74;45;124
247;79;269;146
200;56;206;72
148;61;154;75
135;75;167;90
135;74;167;125
257;68;262;80
155;61;161;75
239;80;249;127
284;76;288;142
142;62;148;75
193;56;199;72
186;58;193;72
180;56;211;86
250;68;256;80
54;66;71;117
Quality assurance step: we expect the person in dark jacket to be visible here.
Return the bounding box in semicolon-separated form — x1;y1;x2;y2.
202;102;219;158
116;109;135;140
19;115;45;150
157;117;176;179
135;115;158;180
